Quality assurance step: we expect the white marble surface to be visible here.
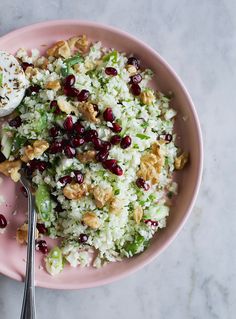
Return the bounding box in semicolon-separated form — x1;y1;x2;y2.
0;0;235;318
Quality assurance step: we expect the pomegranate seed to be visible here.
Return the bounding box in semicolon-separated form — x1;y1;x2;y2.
102;159;117;170
103;107;115;122
49;141;62;154
105;67;118;76
73;122;85;135
9;116;22;128
21;62;34;71
0;214;7;229
127;57;140;69
64;86;80;97
55;203;63;213
136;178;150;191
21;186;28;198
101;141;112;152
49;126;59;137
50;100;61;114
152;221;158;227
110;135;121;145
63;116;74;131
93;104;99;112
96;150;109;162
79;233;88;243
0;152;6;163
36;240;48;254
64;74;75;87
83;129;98;142
165;134;172;143
26;85;41;96
71;137;85;147
61;139;70;147
111;122;122;133
77;89;90;102
29;159;48;172
130;83;141;96
110;164;123;176
59;175;73;185
36;223;47;234
120;136;132;149
144;219;158;227
91;137;103;150
130;73;142;84
64;145;76;158
74;171;84;184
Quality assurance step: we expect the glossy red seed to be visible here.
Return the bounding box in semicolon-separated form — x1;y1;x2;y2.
111;122;122;133
130;83;141;96
77;89;90;102
64;74;75;87
71;137;85;147
74;170;84;184
152;221;158;227
36;240;48;254
110;164;123;176
102;159;117;170
49;141;62;154
91;137;103;150
120;136;132;149
61;139;70;147
63;116;74;131
49;126;59;137
36;223;47;234
21;62;34;71
0;214;7;229
96;150;109;162
36;161;48;172
101;141;111;152
59;175;73;185
127;57;140;69
130;73;142;84
79;233;88;243
20;186;28;198
29;159;48;172
93;104;99;112
105;67;118;76
136;178;150;191
103;107;115;122
64;145;76;158
64;86;80;97
50;100;61;114
165;133;173;142
9;116;22;128
73;122;85;135
83;129;98;142
110;135;121;145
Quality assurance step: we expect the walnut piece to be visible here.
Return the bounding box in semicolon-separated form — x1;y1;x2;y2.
0;160;22;182
126;64;137;76
137;142;165;185
57;97;78;115
77;150;96;164
45;80;61;91
24;66;39;79
78;102;100;123
109;197;123;215
21;140;49;163
63;182;87;200
16;223;39;245
82;212;100;229
140;90;155;105
92;186;113;208
47;40;71;59
175;152;188;170
133;205;143;224
68;35;89;53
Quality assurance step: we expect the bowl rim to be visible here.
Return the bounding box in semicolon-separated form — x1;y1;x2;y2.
0;19;203;289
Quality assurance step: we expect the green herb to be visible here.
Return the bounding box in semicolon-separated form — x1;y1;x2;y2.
61;53;83;76
35;112;47;132
133;144;139;149
136;133;150;140
124;234;149;256
103;50;118;63
167;191;174;199
0;73;3;87
12;135;27;151
141;122;149;129
114;189;120;195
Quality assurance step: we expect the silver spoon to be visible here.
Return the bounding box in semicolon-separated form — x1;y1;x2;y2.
20;169;37;319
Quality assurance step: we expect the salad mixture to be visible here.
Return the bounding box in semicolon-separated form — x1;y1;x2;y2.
0;35;188;275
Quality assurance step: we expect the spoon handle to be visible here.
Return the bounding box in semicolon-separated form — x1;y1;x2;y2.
20;191;36;319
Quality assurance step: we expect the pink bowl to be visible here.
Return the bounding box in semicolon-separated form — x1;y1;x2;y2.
0;20;203;289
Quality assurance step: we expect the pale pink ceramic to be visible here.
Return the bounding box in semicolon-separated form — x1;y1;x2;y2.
0;20;203;289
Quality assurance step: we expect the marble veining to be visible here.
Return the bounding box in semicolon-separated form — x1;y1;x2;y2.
0;0;236;318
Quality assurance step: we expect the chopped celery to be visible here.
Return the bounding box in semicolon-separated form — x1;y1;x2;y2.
0;73;3;86
35;184;53;222
45;246;64;276
35;112;47;132
1;131;13;159
136;133;150;140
